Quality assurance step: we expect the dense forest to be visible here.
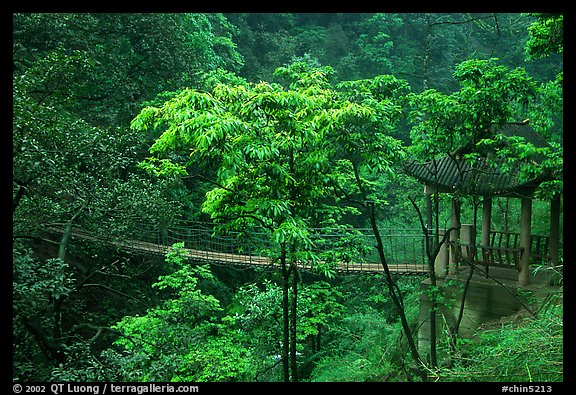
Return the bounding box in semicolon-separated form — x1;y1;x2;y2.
13;13;563;383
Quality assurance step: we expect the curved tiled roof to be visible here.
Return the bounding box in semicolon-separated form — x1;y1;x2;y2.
403;122;553;197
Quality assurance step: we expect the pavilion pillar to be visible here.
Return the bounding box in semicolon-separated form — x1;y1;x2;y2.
425;184;447;278
518;197;532;286
425;185;433;236
449;197;461;275
424;184;435;251
481;197;492;268
435;229;448;278
549;194;561;268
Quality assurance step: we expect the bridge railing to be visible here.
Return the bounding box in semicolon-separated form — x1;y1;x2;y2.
132;220;428;273
45;220;429;274
455;231;550;269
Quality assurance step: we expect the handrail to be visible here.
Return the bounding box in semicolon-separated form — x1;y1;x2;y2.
43;223;429;275
45;220;552;274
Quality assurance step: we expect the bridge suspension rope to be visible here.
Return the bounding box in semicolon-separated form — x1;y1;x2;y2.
47;219;430;275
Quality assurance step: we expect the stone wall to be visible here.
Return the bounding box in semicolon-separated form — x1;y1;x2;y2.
417;266;548;362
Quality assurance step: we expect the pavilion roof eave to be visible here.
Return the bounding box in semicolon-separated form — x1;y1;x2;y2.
403;155;549;198
403;121;558;198
416;178;540;198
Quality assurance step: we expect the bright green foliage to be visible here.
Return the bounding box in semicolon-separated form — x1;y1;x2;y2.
132;62;401;268
480;135;563;199
224;278;345;381
523;13;563;140
111;243;251;381
132;64;380;381
433;303;563;382
310;276;422;382
525;14;563;60
111;245;347;382
528;73;563;142
312;310;398;381
408;89;466;159
331;74;409;206
298;282;345;342
409;58;539;159
453;59;537;128
151;243;221;320
225;280;283;380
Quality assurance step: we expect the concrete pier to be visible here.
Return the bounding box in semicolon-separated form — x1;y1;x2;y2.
417;266;551;362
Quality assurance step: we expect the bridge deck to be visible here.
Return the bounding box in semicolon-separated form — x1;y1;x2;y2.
46;226;428;276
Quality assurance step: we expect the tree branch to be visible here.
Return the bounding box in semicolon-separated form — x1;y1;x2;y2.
72;323;161;353
430;14;497;27
190;173;252;201
80;283;152;309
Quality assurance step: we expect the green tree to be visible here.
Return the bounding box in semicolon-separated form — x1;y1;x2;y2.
224;278;345;381
132;61;412;381
12;13;244;381
110;243;252;381
132;62;331;381
525;13;563;60
522;13;563;147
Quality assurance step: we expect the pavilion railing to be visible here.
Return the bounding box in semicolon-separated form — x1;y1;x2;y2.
453;230;550;269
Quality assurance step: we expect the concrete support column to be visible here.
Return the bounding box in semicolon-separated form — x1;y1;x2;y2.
460;224;475;261
481;197;492;267
435;229;448;278
449;197;461;275
518;197;532;286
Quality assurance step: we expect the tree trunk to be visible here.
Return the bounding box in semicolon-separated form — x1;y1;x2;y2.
428;275;438;368
423;13;433;91
54;204;86;352
367;202;426;380
280;247;290;382
290;263;299;382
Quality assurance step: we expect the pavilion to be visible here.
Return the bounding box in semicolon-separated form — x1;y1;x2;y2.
404;121;561;286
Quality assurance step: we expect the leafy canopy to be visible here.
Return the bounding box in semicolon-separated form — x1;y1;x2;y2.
407;58;562;198
132;62;408;275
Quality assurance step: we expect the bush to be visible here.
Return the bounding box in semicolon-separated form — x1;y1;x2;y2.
433;300;563;382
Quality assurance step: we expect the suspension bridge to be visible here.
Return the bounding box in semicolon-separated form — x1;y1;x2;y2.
46;221;433;275
46;219;551;276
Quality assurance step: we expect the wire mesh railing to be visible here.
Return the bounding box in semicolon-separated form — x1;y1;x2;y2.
126;220;429;274
44;220;428;274
45;218;553;276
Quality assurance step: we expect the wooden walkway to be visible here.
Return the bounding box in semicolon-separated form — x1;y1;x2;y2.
124;238;427;275
47;226;429;276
